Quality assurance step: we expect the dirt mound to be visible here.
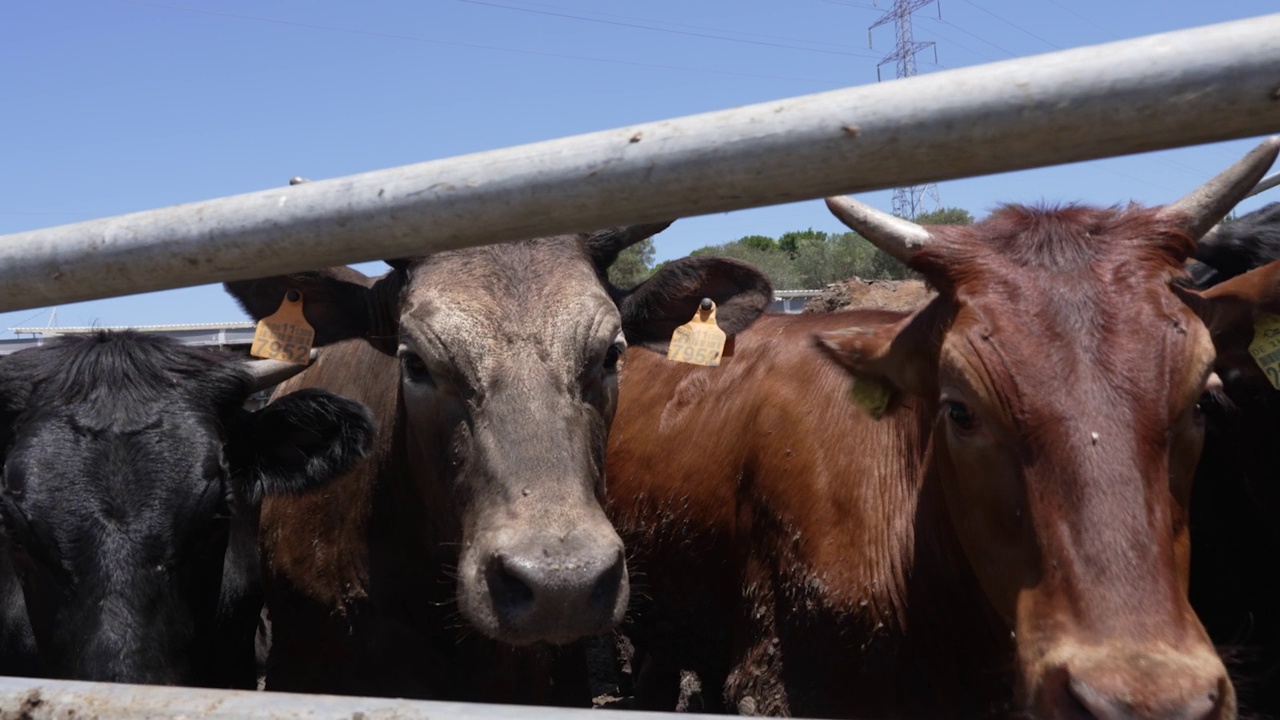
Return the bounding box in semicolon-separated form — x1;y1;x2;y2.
802;277;935;313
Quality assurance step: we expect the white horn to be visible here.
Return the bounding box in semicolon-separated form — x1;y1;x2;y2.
824;196;934;265
242;350;318;393
1159;136;1280;240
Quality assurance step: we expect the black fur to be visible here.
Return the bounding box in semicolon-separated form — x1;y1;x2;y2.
0;332;374;686
1188;203;1280;288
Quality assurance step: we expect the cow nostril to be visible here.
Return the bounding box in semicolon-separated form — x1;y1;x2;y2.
1064;676;1111;720
1060;671;1224;720
488;555;536;614
589;552;625;609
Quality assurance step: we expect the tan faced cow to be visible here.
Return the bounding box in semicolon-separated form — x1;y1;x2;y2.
224;223;772;703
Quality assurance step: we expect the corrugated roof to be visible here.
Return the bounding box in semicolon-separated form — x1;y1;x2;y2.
10;321;254;336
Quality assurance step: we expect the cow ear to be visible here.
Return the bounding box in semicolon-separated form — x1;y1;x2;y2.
230;389;376;506
814;306;942;398
0;358;33;464
223;267;405;355
617;256;773;352
1191;261;1280;388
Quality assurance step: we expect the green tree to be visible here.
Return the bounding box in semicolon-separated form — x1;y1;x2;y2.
778;228;827;256
607;238;655;288
913;207;975;225
739;234;779;253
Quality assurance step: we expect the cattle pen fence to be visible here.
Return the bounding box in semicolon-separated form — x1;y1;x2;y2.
2;11;1280;720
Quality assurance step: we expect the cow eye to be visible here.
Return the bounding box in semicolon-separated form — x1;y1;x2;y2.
942;400;978;432
399;350;435;386
604;339;625;374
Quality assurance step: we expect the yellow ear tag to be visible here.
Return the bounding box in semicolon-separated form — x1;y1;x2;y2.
850;377;891;419
250;290;315;365
1248;312;1280;390
666;298;727;367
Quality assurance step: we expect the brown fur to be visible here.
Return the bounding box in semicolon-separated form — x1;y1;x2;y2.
607;205;1244;718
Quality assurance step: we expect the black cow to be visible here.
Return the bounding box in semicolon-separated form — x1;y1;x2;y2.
0;331;375;687
1187;201;1280;287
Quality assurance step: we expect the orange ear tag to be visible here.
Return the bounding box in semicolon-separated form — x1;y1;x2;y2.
666;298;727;367
1248;312;1280;390
250;290;315;366
850;377;891;419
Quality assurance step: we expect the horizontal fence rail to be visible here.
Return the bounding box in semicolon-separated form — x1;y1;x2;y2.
0;677;746;720
1;14;1279;312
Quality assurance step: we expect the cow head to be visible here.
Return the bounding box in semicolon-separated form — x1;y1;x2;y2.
817;138;1280;720
224;224;772;645
0;332;374;684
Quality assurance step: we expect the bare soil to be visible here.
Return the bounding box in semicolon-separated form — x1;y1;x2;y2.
802;277;935;313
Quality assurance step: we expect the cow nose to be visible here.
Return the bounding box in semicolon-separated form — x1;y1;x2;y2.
485;541;627;643
1043;663;1229;720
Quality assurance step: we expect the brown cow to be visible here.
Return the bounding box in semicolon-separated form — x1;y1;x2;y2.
605;138;1280;719
223;224;772;703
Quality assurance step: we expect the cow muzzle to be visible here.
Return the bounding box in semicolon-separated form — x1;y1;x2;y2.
459;516;629;646
1029;644;1233;720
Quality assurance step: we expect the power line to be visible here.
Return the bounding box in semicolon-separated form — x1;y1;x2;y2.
818;0;882;10
913;23;997;61
124;1;846;87
870;0;942;219
471;0;876;53
956;0;1061;49
1039;0;1112;35
458;0;882;59
926;16;1018;57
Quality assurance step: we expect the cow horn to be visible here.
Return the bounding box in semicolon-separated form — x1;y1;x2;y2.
1159;136;1280;241
243;351;319;393
824;196;933;265
586;221;675;270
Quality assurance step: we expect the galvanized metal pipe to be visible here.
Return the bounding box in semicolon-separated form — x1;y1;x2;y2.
0;676;735;720
2;14;1280;312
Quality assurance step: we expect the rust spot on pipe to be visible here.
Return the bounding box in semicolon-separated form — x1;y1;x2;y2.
629;132;643;143
842;125;861;137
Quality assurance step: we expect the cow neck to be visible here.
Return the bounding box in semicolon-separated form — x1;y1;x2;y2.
366;381;458;611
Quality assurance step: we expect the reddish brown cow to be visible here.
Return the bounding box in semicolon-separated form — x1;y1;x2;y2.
224;224;772;703
606;138;1280;719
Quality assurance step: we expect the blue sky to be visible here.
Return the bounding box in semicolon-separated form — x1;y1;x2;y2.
2;0;1277;332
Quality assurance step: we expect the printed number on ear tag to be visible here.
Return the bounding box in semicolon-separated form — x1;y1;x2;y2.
250;290;315;366
850;377;890;419
667;299;727;367
1248;312;1280;390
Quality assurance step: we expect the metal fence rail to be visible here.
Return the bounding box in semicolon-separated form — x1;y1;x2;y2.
0;677;739;720
0;13;1279;313
4;11;1280;720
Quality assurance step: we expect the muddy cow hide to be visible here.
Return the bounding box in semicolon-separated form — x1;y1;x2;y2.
0;332;374;687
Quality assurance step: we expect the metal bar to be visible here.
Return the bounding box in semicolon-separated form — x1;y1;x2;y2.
2;15;1280;313
0;676;743;720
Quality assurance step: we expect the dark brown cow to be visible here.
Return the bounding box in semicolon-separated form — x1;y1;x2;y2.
1184;260;1280;716
605;139;1280;719
223;224;772;703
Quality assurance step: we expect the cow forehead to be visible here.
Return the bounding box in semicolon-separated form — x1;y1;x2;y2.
940;278;1214;418
398;240;620;358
